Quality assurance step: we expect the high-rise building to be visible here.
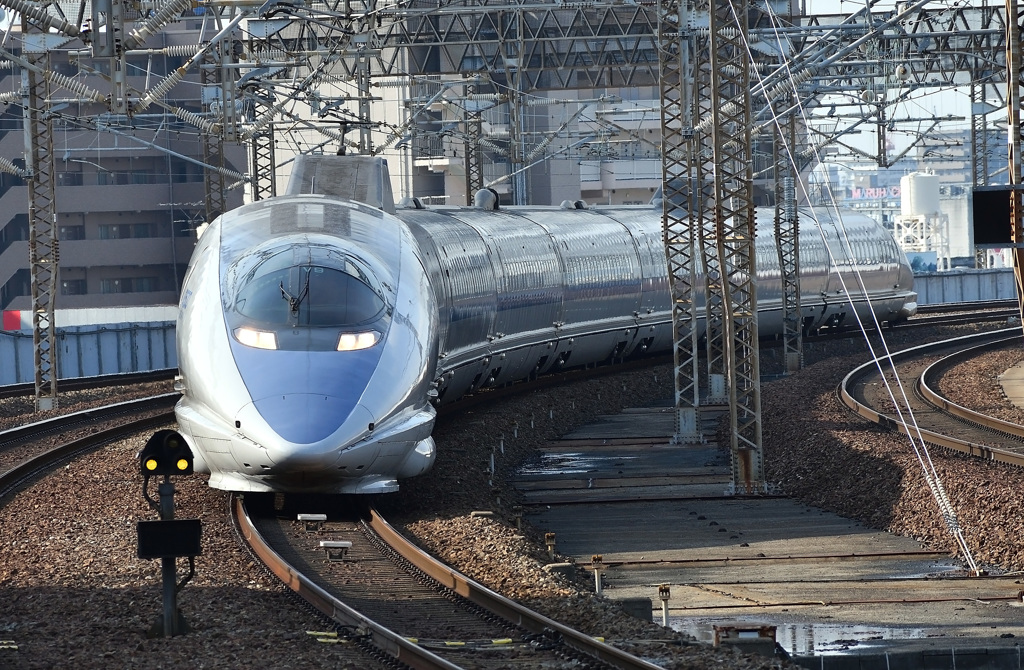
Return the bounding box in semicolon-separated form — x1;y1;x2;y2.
0;18;246;311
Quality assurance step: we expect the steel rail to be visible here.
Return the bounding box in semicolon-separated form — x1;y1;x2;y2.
0;397;176;502
574;549;951;569
229;495;471;670
913;299;1018;314
670;593;1023;611
366;508;665;670
838;328;1024;467
895;309;1018;330
0;394;179;446
232;493;664;670
0;369;176;400
918;337;1024;441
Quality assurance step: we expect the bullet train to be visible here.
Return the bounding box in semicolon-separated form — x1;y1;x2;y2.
173;155;917;494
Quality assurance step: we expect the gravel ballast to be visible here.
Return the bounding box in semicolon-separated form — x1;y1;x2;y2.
1;322;1021;669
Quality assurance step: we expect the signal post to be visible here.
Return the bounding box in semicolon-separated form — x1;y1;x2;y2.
136;430;202;637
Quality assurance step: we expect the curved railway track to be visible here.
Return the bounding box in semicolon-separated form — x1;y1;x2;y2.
3;303;1023;669
839;327;1024;468
233;494;663;669
914;299;1018;315
0;394;177;501
898;306;1019;330
0;369;176;401
0;388;663;668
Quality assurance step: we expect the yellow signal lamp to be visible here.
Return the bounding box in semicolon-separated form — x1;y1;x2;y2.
139;430;194;476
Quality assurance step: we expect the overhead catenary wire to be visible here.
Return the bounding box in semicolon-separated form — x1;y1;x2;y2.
739;0;979;574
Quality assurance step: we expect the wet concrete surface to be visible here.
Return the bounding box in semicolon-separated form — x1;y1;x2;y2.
516;406;1024;664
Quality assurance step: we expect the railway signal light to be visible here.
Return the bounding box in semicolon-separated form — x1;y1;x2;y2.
139;430;193;476
137;429;200;638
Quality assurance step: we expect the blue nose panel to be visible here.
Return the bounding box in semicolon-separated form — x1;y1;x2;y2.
253;393;353;444
229;340;383;444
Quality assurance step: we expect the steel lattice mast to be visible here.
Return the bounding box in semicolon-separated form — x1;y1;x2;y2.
775;115;802;375
1007;0;1024;319
708;0;763;494
202;46;229;224
464;85;485;204
22;17;61;411
656;0;764;492
657;0;702;442
246;24;279;201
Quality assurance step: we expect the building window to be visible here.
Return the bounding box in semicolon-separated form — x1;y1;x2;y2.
131;171;160;185
57;172;84;186
100;277;159;294
59;225;85;240
99;223;155;239
61;279;87;295
135;277;158;292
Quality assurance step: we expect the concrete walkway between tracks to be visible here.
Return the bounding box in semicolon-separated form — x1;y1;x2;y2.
999;361;1024;410
516;404;1024;669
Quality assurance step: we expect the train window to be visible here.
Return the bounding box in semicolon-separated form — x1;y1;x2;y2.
235;264;385;327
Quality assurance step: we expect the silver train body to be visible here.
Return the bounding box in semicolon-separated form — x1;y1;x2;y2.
173;156;917;494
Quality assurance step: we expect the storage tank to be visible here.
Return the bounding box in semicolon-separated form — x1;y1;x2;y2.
900;172;941;217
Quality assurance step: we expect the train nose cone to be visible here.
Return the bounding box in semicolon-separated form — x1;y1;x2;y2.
236;396;376;470
252;393;354;444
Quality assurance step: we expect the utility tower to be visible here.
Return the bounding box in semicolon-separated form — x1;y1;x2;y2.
1007;0;1024;314
657;0;702;443
657;0;764;493
21;13;73;411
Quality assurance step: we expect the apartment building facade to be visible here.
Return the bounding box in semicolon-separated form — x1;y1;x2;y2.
0;19;246;312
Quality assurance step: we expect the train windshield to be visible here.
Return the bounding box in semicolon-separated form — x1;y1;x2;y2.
231;245;387;328
235;264;385;326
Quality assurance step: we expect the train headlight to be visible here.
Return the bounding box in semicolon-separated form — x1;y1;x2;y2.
337;331;380;351
234;327;278;350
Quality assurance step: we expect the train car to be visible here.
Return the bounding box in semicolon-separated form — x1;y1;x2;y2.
172;155;916;494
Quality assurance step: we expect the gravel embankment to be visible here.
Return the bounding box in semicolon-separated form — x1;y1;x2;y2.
2;322;1021;669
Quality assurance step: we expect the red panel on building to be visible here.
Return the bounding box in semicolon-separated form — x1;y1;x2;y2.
2;311;24;330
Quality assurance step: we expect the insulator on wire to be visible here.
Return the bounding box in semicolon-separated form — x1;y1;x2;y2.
161;44;205;57
376;132;402;150
0;0;80;36
240;100;288;140
217;167;247;182
47;72;106;103
763;67;814;104
315;126;346;142
173;107;221;134
123;0;193;51
248;48;289;62
695;101;739;133
0;155;29;178
134;67;186;112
